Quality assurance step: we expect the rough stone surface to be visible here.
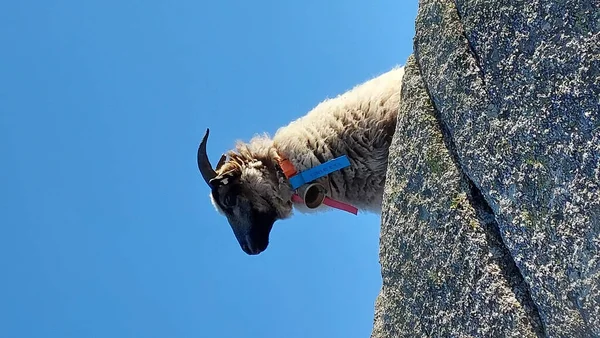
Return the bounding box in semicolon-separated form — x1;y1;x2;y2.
373;0;599;337
372;55;544;338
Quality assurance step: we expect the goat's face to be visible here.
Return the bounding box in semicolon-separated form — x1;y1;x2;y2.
198;129;292;255
208;169;279;255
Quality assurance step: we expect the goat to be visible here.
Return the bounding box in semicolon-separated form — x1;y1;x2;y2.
198;66;404;255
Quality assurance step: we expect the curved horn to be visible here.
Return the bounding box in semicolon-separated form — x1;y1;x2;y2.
197;128;217;185
216;154;227;170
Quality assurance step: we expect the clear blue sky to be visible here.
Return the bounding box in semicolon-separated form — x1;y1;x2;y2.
0;1;417;337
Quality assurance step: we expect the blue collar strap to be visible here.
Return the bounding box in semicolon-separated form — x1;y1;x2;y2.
288;155;351;190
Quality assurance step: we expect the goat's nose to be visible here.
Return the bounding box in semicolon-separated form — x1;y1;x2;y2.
241;238;260;255
241;242;259;255
241;243;251;254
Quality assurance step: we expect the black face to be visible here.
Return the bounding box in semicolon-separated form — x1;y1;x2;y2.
239;209;277;255
211;186;278;255
198;129;283;255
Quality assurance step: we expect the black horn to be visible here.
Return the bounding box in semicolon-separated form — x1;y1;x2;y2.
216;154;227;170
197;128;218;186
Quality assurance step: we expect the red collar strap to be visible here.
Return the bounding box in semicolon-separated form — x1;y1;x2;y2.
277;155;358;215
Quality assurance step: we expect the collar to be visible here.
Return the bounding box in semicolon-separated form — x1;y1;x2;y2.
276;154;358;215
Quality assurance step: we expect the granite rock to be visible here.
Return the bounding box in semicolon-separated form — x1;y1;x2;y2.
373;0;599;336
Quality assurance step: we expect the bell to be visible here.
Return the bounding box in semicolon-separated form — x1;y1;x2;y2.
299;183;327;209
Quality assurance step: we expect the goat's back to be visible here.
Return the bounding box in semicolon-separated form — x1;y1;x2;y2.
273;66;404;213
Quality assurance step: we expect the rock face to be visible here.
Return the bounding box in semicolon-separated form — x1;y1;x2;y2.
373;0;599;337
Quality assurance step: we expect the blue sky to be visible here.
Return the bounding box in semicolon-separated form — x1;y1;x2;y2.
0;1;417;337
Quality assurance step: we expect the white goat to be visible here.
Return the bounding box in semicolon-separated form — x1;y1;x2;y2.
198;66;404;255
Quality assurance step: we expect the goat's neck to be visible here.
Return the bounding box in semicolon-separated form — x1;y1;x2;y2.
270;142;327;190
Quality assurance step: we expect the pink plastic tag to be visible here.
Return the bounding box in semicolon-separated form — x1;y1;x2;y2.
322;196;358;215
291;194;358;215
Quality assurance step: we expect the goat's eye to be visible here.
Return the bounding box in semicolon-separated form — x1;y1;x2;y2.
223;194;236;207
